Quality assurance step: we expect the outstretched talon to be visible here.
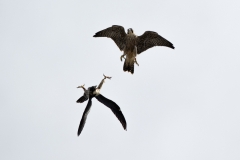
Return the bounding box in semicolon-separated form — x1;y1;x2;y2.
97;75;111;90
77;84;86;91
120;54;126;61
103;74;112;80
134;58;139;66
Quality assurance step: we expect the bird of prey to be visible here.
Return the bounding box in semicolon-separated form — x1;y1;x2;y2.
93;25;175;74
76;74;127;136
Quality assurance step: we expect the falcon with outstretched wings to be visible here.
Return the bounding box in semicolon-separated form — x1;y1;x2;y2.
93;25;175;74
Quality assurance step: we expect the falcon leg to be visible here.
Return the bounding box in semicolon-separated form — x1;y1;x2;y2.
134;46;139;66
97;74;111;90
134;58;139;66
120;54;126;61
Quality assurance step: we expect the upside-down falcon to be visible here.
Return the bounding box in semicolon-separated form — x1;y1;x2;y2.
76;74;127;136
93;25;175;74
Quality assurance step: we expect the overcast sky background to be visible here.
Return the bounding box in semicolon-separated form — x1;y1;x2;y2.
1;0;240;159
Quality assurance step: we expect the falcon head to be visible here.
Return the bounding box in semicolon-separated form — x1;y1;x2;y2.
127;28;134;34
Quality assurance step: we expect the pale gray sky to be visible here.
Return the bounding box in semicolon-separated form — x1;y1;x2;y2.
1;0;240;160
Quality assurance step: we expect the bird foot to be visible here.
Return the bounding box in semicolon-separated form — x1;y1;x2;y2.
120;55;126;61
77;84;86;91
103;74;111;80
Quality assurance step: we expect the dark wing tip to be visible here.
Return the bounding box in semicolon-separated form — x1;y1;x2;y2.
93;31;101;37
166;41;175;49
77;130;81;136
119;118;127;130
93;32;98;37
123;123;127;130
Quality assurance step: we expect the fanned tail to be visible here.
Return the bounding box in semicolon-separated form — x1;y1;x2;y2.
123;59;134;74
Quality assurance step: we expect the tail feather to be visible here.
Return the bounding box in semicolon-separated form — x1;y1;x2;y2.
123;60;134;74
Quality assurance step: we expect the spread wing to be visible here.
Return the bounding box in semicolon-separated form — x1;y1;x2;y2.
136;31;175;54
93;25;127;51
78;98;92;136
95;94;127;130
76;93;89;103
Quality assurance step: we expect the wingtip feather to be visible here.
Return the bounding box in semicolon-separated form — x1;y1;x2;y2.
93;32;100;37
